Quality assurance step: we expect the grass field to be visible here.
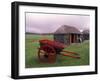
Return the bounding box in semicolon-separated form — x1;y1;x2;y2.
25;34;89;68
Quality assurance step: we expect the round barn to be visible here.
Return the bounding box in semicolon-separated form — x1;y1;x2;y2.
54;25;81;45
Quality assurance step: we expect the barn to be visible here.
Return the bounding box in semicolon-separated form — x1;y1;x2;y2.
82;30;89;40
54;25;81;45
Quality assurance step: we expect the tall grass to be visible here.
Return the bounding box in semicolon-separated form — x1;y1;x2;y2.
25;34;89;68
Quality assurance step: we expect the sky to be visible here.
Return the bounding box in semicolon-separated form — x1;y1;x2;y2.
26;12;90;33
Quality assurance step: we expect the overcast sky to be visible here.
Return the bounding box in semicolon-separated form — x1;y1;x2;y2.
26;13;90;33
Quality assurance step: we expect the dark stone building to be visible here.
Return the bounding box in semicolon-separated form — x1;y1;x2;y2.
54;25;81;45
82;30;89;40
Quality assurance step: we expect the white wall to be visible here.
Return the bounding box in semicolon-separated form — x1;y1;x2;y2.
0;0;99;81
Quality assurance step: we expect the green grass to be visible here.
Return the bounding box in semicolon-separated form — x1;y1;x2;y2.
25;34;89;68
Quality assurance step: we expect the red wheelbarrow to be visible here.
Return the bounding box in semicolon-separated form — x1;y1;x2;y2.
38;39;80;63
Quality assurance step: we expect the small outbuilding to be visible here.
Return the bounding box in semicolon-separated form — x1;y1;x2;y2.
54;25;81;45
82;30;89;40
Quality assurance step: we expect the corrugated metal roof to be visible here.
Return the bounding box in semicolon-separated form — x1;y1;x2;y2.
82;30;89;34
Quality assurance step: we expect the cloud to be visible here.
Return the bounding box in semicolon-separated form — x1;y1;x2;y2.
26;13;90;33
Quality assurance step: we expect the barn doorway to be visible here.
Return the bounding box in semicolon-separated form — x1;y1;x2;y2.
69;34;76;43
71;34;74;43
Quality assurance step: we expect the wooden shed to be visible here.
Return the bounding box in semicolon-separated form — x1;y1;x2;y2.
54;25;81;45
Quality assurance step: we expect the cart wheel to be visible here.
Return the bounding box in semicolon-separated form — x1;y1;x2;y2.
38;45;56;62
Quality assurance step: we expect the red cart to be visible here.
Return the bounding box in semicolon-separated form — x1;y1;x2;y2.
38;39;80;63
